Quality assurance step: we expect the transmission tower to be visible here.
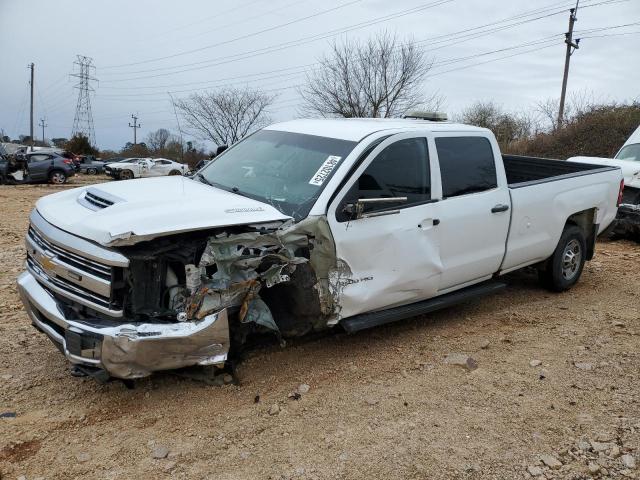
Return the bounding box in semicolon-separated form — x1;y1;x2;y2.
71;55;97;146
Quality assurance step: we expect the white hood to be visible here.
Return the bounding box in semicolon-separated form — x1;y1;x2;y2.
36;176;291;246
568;156;640;189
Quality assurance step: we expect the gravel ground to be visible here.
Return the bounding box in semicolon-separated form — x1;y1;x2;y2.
0;178;638;480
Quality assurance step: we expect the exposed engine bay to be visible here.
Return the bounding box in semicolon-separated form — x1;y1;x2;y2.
97;216;342;378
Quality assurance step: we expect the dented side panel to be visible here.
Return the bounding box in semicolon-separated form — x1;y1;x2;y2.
328;205;443;319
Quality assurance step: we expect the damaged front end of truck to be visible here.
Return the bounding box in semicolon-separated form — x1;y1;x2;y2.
18;211;343;381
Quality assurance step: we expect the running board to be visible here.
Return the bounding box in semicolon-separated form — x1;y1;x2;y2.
340;281;507;333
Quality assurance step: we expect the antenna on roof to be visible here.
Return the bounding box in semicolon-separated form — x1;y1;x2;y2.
402;111;448;121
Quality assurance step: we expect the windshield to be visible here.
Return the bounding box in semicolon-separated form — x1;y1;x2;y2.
616;144;640;162
199;130;357;219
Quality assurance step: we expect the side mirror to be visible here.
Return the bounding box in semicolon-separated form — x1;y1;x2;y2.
342;197;407;220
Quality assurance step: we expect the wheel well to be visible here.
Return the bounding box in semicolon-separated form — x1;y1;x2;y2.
565;208;597;260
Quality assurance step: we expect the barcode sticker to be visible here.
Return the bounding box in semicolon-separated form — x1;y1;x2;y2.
309;156;342;186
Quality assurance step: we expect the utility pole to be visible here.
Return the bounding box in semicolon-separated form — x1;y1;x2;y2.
29;63;34;148
129;114;141;145
39;118;48;144
557;1;580;128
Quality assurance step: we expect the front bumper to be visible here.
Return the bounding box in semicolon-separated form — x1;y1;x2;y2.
17;271;230;380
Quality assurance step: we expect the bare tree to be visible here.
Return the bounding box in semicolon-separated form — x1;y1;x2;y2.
536;90;603;131
173;87;274;146
458;101;535;147
145;128;171;151
300;32;439;118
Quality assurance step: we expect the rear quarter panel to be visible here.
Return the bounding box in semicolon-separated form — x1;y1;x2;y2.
500;168;621;273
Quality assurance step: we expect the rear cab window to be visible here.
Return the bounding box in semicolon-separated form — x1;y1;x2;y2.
435;136;497;198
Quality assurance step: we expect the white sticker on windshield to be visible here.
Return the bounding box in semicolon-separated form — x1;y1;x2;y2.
309;155;342;186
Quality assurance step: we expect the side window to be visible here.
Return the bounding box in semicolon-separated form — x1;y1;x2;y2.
339;137;430;220
436;137;497;198
28;154;50;163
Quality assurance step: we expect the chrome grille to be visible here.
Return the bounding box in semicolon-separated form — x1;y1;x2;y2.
25;217;125;317
28;226;111;280
27;254;113;310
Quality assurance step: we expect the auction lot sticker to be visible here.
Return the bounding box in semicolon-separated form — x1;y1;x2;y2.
309;156;342;186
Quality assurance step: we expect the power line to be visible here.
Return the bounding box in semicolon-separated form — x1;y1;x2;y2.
99;0;621;82
100;0;453;79
102;0;366;69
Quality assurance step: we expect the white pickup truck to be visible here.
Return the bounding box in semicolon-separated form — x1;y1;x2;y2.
17;118;623;381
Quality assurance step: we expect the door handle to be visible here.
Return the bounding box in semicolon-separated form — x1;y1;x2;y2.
418;219;440;229
491;204;509;213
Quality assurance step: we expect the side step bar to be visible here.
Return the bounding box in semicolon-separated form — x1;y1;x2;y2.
340;281;507;333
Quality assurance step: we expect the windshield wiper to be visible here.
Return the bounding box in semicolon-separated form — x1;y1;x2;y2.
195;172;214;187
230;186;251;198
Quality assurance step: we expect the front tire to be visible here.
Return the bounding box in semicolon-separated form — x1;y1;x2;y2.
168;169;182;176
87;168;97;175
120;170;134;180
48;170;67;185
538;224;586;292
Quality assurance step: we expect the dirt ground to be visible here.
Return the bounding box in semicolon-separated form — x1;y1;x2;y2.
0;177;638;480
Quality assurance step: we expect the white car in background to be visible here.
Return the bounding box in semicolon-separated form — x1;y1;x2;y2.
569;125;640;205
105;157;188;180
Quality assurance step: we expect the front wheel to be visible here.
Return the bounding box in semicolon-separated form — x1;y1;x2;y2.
49;170;67;185
168;169;182;176
538;224;586;292
87;168;97;175
120;170;134;180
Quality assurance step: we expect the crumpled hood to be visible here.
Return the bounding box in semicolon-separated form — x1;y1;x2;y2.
36;176;291;246
568;156;640;188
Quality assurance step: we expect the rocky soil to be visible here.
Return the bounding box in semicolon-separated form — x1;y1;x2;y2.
0;178;638;479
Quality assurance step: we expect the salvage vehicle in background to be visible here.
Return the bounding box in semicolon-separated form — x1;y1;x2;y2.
76;155;106;175
569;125;640;240
17;117;623;382
1;150;75;184
105;157;187;180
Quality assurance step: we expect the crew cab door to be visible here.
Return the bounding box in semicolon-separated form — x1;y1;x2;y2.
431;134;510;291
328;133;442;319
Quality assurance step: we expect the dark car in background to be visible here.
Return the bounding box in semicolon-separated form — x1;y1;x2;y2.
0;151;75;184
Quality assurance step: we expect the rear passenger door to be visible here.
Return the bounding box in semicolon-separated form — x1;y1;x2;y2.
328;133;442;319
433;135;510;292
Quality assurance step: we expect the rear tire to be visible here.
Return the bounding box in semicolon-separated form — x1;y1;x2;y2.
120;170;134;180
87;168;97;175
538;224;586;292
48;170;67;185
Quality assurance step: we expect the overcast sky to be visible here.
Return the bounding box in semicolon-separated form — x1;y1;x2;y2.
1;0;638;151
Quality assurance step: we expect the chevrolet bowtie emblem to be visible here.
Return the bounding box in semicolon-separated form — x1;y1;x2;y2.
40;255;55;273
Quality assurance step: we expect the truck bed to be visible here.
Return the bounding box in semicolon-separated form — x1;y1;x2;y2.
503;155;616;188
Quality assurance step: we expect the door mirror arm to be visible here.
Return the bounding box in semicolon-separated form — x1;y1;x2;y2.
342;197;407;220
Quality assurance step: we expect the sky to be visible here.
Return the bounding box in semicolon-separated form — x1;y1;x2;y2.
0;0;639;151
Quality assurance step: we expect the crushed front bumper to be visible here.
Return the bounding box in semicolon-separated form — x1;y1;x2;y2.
17;271;230;380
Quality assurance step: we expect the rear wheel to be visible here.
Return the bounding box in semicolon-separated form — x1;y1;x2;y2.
48;170;67;185
87;167;97;175
168;169;182;176
538;224;586;292
120;170;134;180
